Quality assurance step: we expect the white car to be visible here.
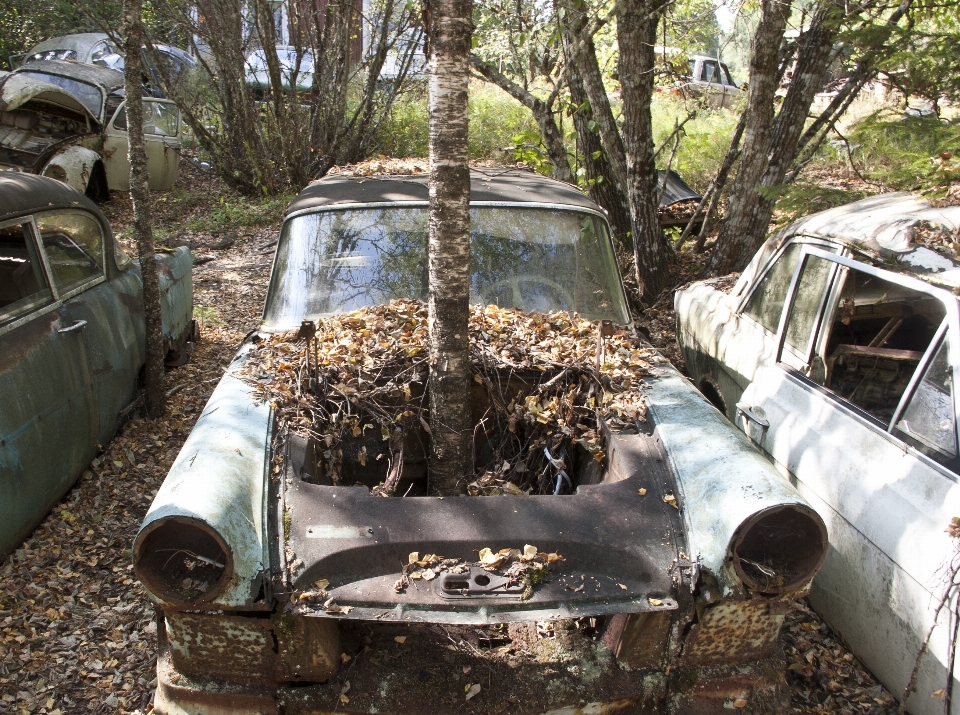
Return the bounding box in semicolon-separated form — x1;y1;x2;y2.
244;45;314;97
0;60;182;198
676;194;960;715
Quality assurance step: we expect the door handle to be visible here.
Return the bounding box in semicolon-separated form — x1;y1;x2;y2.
58;320;88;334
736;403;769;428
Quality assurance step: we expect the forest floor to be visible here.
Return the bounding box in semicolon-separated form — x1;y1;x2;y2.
0;158;902;714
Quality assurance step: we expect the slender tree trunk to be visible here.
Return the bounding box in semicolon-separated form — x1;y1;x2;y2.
704;0;792;275
559;0;628;191
564;45;632;253
469;55;574;183
707;0;845;276
122;0;165;417
427;0;473;495
618;0;670;301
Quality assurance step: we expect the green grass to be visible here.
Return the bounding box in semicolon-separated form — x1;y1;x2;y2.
157;189;294;233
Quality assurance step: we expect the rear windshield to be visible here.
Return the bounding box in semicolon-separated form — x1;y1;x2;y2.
263;206;630;329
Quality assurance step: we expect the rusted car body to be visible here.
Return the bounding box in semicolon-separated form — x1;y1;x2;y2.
676;195;960;715
0;173;194;558
0;60;181;198
135;170;828;714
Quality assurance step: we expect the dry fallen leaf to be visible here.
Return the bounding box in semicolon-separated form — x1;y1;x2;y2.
465;683;482;701
662;494;678;508
313;579;330;589
340;653;352;664
462;665;472;674
394;635;407;644
648;597;662;606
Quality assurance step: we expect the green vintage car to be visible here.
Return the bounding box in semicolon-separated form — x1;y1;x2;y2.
0;173;195;557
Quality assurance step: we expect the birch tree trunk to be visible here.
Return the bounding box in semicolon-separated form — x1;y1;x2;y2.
122;0;165;417
427;0;473;495
618;0;670;301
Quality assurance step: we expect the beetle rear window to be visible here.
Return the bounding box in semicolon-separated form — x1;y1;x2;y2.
264;206;630;329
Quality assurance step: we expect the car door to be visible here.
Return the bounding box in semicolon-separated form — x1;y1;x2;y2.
34;209;144;446
738;247;960;715
103;98;182;191
0;216;98;557
683;237;837;420
718;62;739;108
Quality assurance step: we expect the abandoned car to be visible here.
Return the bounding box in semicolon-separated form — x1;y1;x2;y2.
676;194;960;715
677;56;741;110
0;173;195;558
135;170;829;714
0;59;182;198
13;32;199;93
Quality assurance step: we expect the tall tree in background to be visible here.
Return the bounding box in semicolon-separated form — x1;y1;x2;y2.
426;0;473;495
618;0;671;300
704;0;792;275
122;0;166;417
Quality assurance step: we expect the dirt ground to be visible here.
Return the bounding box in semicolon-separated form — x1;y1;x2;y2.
0;161;901;714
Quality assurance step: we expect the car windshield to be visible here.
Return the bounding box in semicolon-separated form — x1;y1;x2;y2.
263;206;630;329
19;71;103;119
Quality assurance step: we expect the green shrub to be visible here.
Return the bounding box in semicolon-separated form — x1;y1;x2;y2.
374;81;538;161
652;94;740;193
847;113;960;195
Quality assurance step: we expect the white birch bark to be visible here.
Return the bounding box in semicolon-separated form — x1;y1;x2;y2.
427;0;473;494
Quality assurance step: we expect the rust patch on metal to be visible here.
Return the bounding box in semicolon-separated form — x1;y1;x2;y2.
681;601;782;667
166;612;278;685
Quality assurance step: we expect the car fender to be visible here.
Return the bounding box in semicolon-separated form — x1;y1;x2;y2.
134;347;273;610
644;365;828;596
41;145;102;194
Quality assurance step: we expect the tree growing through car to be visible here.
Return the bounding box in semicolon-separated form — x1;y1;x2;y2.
426;0;474;494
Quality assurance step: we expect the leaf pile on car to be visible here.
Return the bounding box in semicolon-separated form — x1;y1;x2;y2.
241;299;655;496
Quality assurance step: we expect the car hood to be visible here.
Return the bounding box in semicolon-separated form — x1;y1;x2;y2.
0;72;94;122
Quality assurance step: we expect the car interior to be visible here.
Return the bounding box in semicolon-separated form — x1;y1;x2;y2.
0;222;52;324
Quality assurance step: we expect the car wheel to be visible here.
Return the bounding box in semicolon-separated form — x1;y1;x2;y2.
85;162;109;202
699;378;727;417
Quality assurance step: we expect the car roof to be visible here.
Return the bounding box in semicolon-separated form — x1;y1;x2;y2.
15;59;125;93
769;192;960;289
0;173;108;224
27;33;110;55
287;168;602;216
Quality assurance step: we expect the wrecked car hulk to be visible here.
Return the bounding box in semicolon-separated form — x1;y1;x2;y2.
134;170;829;714
0;60;182;198
675;194;960;715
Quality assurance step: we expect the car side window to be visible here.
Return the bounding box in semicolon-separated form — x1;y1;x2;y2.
742;242;802;333
36;212;105;295
112;101;179;136
895;339;957;464
0;221;54;327
703;61;720;83
780;253;945;424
